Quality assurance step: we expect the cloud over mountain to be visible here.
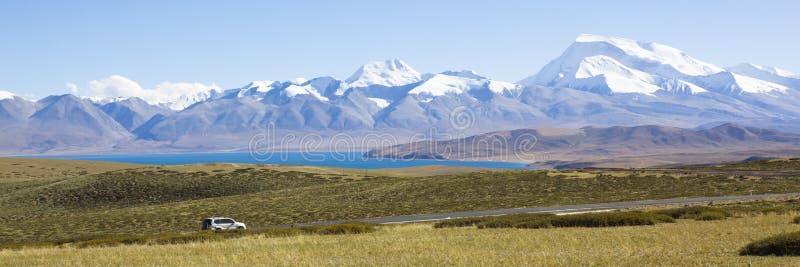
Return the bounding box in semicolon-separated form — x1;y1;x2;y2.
77;75;222;110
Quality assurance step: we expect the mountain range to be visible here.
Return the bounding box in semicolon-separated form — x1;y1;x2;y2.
364;123;800;168
2;34;800;154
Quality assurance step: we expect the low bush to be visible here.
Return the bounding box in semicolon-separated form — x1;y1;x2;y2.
654;206;732;220
436;211;672;230
302;222;376;235
740;231;800;256
254;228;303;237
477;214;555;229
149;233;223;245
509;219;553;229
695;211;729;221
548;211;674;228
793;216;800;224
433;217;487;228
477;219;519;229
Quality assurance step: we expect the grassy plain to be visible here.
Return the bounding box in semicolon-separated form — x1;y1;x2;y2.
2;157;800;244
2;214;800;266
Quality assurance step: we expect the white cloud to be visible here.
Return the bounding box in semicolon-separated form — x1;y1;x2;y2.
65;82;79;94
79;75;221;110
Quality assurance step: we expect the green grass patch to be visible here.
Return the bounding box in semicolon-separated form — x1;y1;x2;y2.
653;206;732;220
740;231;800;256
29;168;338;208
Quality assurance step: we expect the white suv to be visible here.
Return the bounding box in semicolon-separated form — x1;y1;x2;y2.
201;217;247;230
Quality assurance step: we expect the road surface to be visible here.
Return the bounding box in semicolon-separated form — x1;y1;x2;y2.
269;192;800;228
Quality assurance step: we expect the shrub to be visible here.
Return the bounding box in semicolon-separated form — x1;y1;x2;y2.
477;219;518;229
302;222;376;235
253;228;303;237
477;214;555;229
793;216;800;224
548;211;673;228
511;219;553;229
150;233;222;245
695;211;728;221
654;206;732;220
433;217;486;228
437;211;672;230
740;231;800;256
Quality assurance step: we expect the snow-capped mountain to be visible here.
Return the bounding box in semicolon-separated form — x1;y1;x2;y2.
521;34;787;96
0;93;36;123
727;63;800;89
0;90;15;100
345;59;422;89
2;34;800;154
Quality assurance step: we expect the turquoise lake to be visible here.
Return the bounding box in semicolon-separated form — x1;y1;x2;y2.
33;152;531;169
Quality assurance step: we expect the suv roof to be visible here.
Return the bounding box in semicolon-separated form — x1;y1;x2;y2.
204;217;233;220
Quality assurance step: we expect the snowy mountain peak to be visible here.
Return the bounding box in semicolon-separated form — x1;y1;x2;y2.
282;84;330;101
486;80;521;94
407;73;485;97
575;34;723;76
725;63;800;90
345;59;422;88
730;63;799;78
575;33;634;45
730;73;788;94
575;55;661;95
522;34;796;97
243;80;278;92
290;77;309;85
0;90;15;100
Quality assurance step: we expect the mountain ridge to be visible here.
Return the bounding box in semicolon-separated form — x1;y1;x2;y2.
364;123;800;165
2;34;800;154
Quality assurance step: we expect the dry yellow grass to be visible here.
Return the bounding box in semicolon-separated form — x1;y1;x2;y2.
2;214;799;266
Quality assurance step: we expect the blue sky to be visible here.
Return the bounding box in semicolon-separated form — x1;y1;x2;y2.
1;0;798;98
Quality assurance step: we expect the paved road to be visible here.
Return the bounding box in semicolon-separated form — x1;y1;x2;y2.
269;192;800;228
